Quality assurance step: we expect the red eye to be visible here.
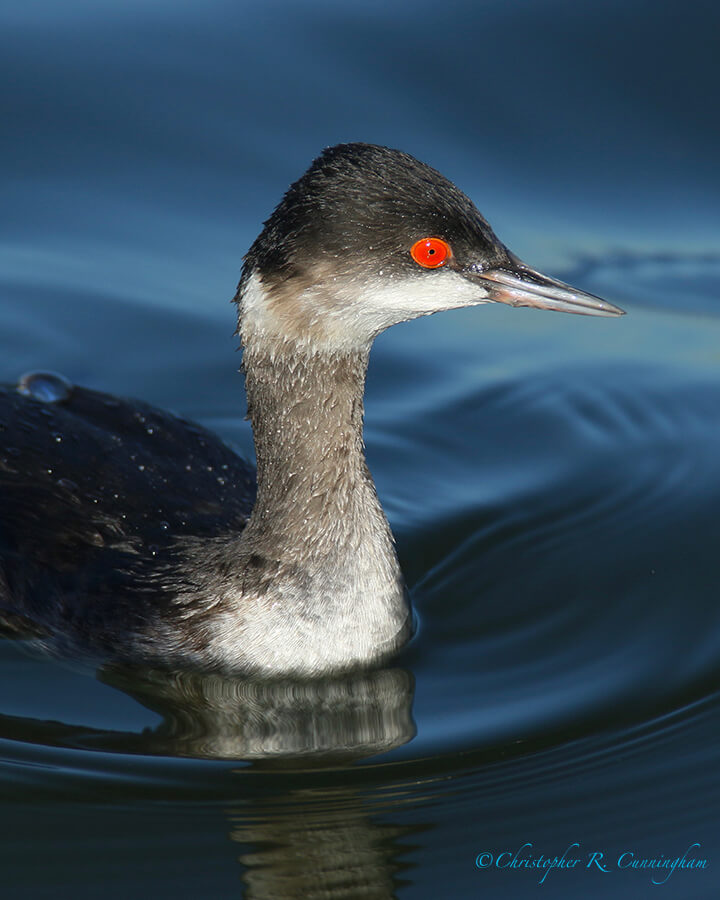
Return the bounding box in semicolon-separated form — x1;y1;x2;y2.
410;237;452;269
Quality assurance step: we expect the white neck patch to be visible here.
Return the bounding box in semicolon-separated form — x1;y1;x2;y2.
239;269;491;353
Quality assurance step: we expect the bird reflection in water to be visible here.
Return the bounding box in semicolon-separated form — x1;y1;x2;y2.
103;664;416;899
101;663;415;761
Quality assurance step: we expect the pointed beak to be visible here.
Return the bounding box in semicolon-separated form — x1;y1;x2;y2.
469;263;624;317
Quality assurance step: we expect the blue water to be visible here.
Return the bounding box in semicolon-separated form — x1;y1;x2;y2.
2;0;720;896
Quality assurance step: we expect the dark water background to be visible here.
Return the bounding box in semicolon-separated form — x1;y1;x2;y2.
2;0;720;896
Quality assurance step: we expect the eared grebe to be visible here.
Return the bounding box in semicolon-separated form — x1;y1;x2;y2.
0;143;623;676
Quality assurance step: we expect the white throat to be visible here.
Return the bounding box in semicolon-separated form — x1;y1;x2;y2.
239;268;491;354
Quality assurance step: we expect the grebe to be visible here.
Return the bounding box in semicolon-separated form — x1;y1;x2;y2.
0;143;623;676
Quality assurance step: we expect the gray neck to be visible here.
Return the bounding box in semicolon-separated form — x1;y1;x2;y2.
241;342;395;571
218;337;410;675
